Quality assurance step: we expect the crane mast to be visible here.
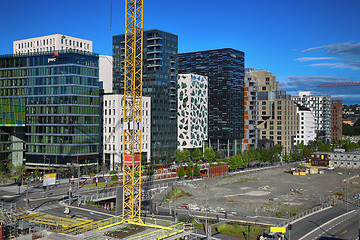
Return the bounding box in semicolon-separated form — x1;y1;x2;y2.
122;0;143;224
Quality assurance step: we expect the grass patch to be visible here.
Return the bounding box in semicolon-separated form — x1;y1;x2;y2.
165;188;192;201
85;182;113;188
275;205;300;219
190;220;265;239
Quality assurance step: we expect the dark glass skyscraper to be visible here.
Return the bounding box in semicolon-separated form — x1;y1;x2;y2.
178;48;245;155
0;50;100;167
113;29;178;161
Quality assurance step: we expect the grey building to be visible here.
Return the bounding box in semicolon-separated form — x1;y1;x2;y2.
113;29;178;161
178;48;245;155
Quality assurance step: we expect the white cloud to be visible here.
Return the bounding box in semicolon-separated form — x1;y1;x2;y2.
300;42;360;71
296;57;335;61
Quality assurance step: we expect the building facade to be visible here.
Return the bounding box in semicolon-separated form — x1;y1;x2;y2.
178;48;244;155
292;92;331;144
0;50;100;168
177;74;208;150
99;55;113;93
331;100;343;141
103;94;151;170
294;106;316;145
242;79;258;151
13;34;92;54
113;29;178;161
247;70;298;154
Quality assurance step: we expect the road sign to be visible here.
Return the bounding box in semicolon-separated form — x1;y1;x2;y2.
43;173;56;186
270;227;286;233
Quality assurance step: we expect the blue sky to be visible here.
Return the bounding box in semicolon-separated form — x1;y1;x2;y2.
1;0;359;104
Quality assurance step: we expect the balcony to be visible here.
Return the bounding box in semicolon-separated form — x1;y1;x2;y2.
147;36;162;41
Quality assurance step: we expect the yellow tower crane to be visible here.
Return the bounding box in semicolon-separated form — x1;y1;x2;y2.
122;0;144;224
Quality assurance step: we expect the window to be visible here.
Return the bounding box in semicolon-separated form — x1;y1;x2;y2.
105;109;107;115
113;109;115;115
109;118;111;124
105;101;107;107
277;126;281;130
262;87;266;90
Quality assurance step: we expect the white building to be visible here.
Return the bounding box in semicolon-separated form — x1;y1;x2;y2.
292;91;331;144
294;106;316;145
99;55;113;93
13;34;92;54
242;79;258;151
103;94;151;170
177;74;208;150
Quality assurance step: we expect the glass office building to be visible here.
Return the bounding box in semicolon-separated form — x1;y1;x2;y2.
113;29;178;161
0;50;100;167
178;48;245;155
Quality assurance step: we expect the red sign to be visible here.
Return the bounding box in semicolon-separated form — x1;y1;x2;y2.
124;155;141;166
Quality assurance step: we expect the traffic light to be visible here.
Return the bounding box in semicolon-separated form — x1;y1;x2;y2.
288;224;292;230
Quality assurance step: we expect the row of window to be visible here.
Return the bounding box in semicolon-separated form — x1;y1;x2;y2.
16;38;56;49
27;125;100;135
61;38;90;50
27;144;98;154
104;143;148;151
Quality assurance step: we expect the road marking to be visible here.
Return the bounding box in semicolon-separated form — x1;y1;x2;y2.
298;210;355;240
337;229;348;238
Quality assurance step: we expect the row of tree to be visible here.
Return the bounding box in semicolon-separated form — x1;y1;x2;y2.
177;163;200;178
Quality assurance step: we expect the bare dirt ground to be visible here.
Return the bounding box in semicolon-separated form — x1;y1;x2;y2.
166;163;360;218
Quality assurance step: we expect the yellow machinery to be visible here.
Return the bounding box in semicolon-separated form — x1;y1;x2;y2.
122;0;144;224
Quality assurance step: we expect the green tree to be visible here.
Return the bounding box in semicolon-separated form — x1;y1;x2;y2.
192;148;201;161
34;167;40;177
141;154;147;164
16;164;25;176
204;147;215;162
177;166;185;178
111;175;119;181
109;170;117;175
89;173;95;177
216;159;222;166
174;149;182;163
182;149;191;162
193;164;200;177
185;165;193;178
0;161;6;173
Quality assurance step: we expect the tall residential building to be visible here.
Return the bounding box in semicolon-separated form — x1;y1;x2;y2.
292;92;331;144
178;48;244;155
247;70;298;154
331;100;343;141
13;34;92;54
177;74;208;150
113;29;178;160
294;106;316;145
242;79;258;151
103;94;151;170
0;50;100;167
